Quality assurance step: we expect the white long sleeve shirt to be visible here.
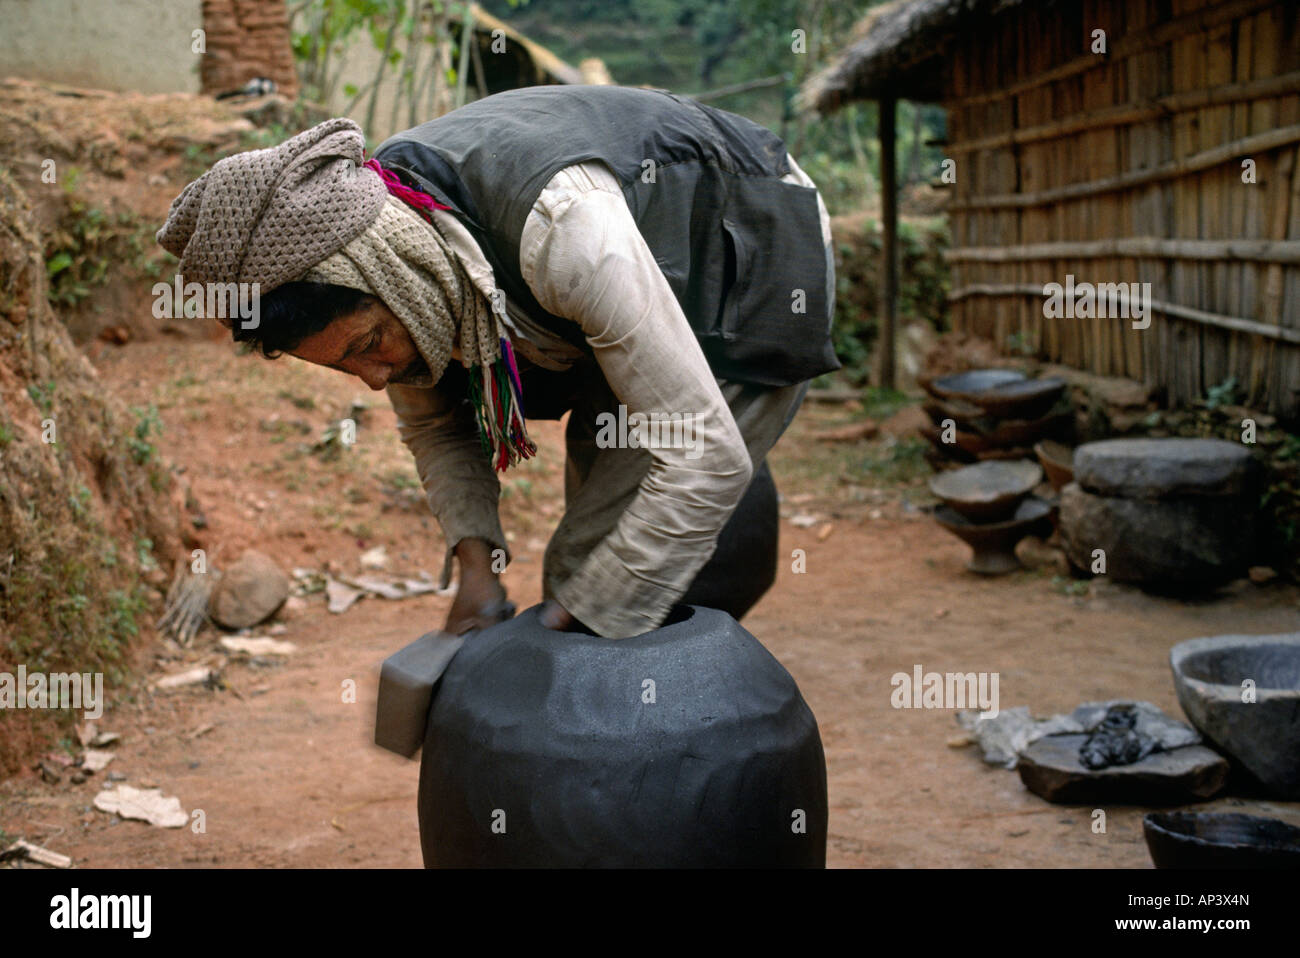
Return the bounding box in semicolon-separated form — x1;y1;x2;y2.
386;156;830;638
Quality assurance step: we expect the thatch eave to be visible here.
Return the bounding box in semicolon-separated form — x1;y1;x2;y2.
466;3;585;85
798;0;1030;112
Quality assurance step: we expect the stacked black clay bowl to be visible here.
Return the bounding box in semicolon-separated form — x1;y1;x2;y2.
1059;438;1257;587
417;603;828;868
1033;439;1075;492
929;460;1053;574
920;369;1071;467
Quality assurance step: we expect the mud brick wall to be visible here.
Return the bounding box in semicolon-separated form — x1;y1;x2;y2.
200;0;299;98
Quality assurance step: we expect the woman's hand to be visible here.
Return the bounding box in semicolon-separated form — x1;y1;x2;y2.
445;538;514;635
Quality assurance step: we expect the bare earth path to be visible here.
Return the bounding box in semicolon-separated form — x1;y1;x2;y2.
3;340;1297;867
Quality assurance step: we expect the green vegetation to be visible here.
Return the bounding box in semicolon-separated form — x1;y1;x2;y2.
277;389;317;410
26;380;55;415
127;404;162;466
1204;376;1240;410
480;0;944;214
859;385;913;420
1051;575;1091;597
43;180;167;307
857;435;929;484
831;217;951;384
290;1;941;215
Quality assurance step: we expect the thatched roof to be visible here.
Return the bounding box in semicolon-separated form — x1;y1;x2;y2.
798;0;1029;112
467;3;585;86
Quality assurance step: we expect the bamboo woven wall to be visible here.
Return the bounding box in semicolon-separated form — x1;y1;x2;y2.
943;0;1300;419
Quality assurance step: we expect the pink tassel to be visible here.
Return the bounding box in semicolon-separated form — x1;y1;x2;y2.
364;157;538;471
363;158;452;214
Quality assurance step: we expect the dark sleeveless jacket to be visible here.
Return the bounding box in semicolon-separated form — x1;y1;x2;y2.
374;85;838;388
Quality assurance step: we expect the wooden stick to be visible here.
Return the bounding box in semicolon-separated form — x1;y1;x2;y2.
3;840;72;869
949;124;1300;211
689;73;788;103
949;70;1300;155
947;0;1276;108
945;237;1300;264
948;283;1300;345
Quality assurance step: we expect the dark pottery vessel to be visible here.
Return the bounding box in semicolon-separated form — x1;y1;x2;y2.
1034;439;1075;491
934;496;1054;574
1143;811;1300;869
417;603;829;867
681;458;778;620
979;409;1072;447
926;368;1026;402
922;395;986;430
929;459;1042;523
968;377;1067;421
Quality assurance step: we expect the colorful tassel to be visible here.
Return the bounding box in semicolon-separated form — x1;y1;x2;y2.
363;158;453;214
365;157;537;472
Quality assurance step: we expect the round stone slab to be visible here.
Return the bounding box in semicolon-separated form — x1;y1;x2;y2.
1073;438;1254;498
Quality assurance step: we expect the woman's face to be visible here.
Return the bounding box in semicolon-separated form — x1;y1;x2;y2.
287;296;439;390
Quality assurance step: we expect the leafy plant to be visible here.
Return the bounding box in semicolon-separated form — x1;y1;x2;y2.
857;435;929;483
1204;376;1240;410
127;404;162;465
27;380;56;415
1051;575;1090;597
830;216;950;385
43;196;159;307
860;385;911;419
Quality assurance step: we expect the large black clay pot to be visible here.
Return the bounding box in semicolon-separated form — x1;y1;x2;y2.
680;458;779;620
417;603;827;868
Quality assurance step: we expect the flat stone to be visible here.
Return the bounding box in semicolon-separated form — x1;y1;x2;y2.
959;699;1197;769
209;550;290;629
1017;735;1228;804
1059;482;1253;586
1073;438;1255;498
1039;364;1151;409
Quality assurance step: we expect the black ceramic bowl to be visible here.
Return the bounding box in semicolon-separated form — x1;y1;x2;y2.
1142;811;1300;869
926;368;1026;402
972;377;1067;421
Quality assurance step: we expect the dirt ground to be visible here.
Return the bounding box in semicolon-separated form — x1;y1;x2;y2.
2;338;1298;868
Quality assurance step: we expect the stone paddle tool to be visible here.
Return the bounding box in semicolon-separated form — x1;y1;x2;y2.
374;598;515;758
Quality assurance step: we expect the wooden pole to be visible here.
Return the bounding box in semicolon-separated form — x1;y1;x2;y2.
879;96;898;390
454;3;474;110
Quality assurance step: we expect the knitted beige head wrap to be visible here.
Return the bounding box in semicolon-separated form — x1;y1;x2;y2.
302;196;500;386
156;117;534;470
155;118;387;291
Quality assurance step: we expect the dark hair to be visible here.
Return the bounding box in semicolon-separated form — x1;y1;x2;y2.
235;281;370;358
